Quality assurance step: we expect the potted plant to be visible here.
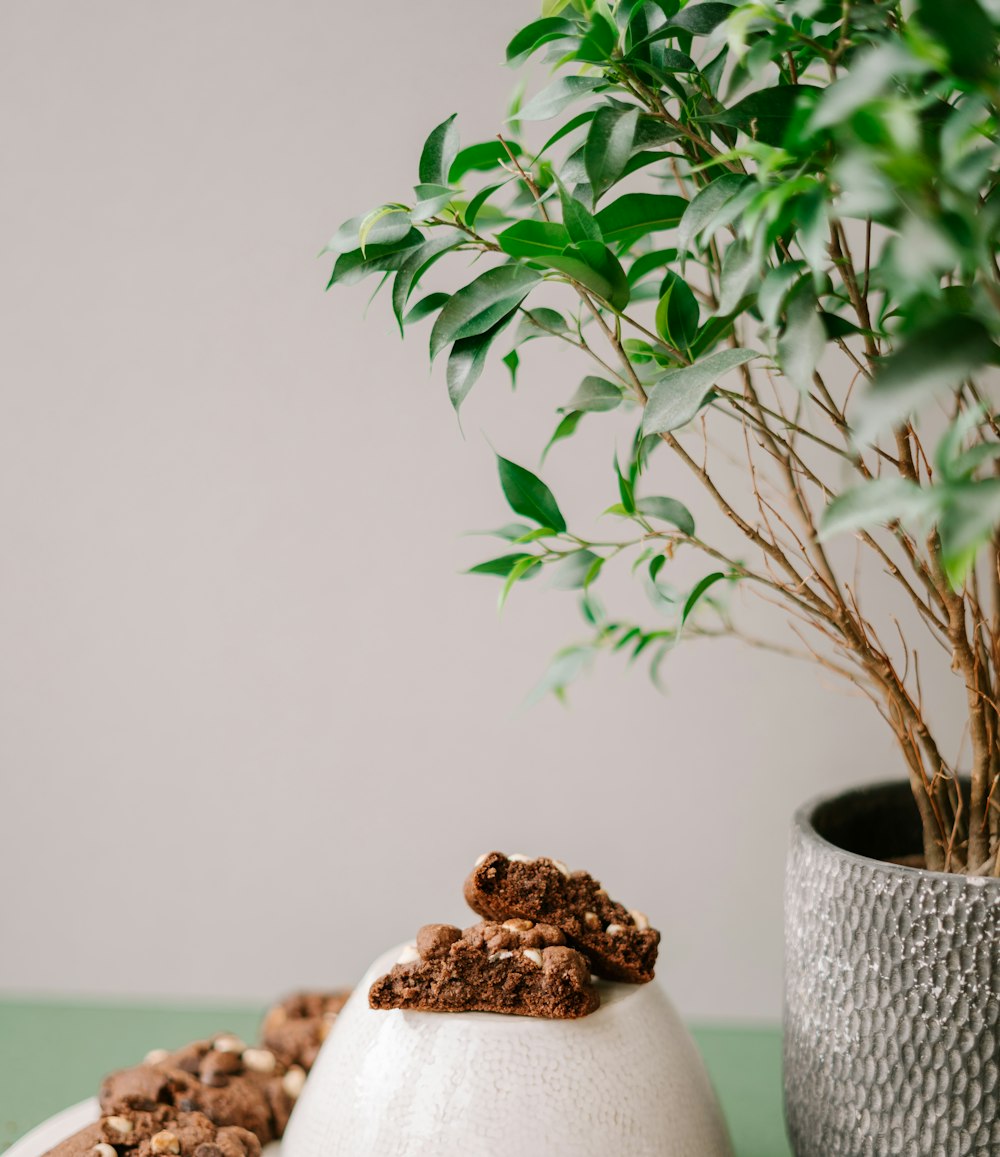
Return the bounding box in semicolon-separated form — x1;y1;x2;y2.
325;0;1000;1150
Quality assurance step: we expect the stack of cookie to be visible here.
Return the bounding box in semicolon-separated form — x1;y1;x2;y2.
369;851;660;1021
45;992;350;1157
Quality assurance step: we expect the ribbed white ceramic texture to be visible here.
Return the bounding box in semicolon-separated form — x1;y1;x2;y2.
283;947;733;1157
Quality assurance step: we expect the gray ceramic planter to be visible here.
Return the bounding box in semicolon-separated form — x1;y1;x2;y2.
784;781;1000;1157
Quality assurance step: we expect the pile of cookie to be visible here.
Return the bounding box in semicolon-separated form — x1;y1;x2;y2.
369;850;661;1020
46;991;350;1157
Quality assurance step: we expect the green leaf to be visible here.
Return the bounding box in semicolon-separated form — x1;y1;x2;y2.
534;109;599;158
715;239;757;316
636;496;695;536
552;549;603;589
643;348;760;435
497;220;572;258
542;0;573;15
950;443;1000;481
655;271;700;351
682;572;727;623
419;114;460;187
450;141;521;183
704;85;821;149
464;181;508;228
757;263;804;332
616;456;636;513
676;174;750;259
513;307;569;343
391;230;464;331
527;645;592;704
519;76;606;121
543;241;631;310
430;266;542;360
506;17;577;65
670;2;733;34
818;478;936;541
855;316;1000;442
809;43;926;132
410;185;454;223
566;376;622;412
916;0;995;80
497;455;567;531
558;180;603;243
575;5;620;62
628;248;680;285
467;552;537;577
447;309;519;412
594;192;687;243
324;210;413;255
542;410;585;461
938;479;1000;588
777;284;826;393
499;555;543;611
403;292;450;327
327;230;426;288
797;185;829;280
467;523;533;541
585;106;640;201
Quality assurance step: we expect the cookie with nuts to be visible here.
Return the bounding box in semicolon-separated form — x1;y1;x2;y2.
43;1109;260;1157
369;920;600;1019
99;1035;301;1145
260;990;351;1071
464;852;660;984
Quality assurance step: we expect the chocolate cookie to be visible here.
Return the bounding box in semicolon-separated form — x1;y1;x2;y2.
260;990;351;1071
100;1035;302;1144
464;852;660;983
369;920;600;1019
43;1110;260;1157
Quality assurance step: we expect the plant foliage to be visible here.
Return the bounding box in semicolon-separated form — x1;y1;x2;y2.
328;0;1000;874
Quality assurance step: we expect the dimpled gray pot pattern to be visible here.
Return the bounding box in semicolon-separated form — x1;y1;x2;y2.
784;787;1000;1157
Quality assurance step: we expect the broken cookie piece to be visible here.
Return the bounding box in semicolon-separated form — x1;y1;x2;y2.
464;852;660;984
260;990;351;1071
368;920;600;1019
43;1110;260;1157
99;1035;297;1144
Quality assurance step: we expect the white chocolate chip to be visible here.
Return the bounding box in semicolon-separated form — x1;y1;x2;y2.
396;943;421;965
508;853;533;863
282;1066;307;1098
488;950;514;962
606;923;624;936
629;909;650;931
551;858;571;878
523;948;543;966
474;852;489;867
94;1144;117;1157
144;1048;169;1065
150;1132;180;1156
213;1035;245;1055
502;918;534;931
104;1117;133;1138
242;1048;276;1073
584;911;600;930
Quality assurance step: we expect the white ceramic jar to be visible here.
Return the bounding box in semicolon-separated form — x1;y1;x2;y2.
283;946;732;1157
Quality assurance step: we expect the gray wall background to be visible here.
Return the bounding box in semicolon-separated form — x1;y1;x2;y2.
0;1;955;1020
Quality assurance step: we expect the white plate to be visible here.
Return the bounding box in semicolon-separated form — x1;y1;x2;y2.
6;1101;281;1157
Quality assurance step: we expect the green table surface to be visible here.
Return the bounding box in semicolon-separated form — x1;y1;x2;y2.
0;1000;790;1157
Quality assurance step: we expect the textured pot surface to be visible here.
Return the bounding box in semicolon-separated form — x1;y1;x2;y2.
784;781;1000;1156
284;945;732;1157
